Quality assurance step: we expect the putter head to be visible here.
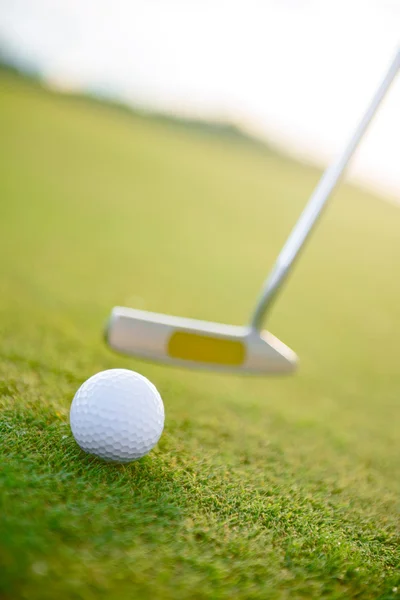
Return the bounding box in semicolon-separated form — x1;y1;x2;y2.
106;307;297;374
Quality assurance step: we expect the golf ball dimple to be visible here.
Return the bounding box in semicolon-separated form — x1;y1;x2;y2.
70;369;164;463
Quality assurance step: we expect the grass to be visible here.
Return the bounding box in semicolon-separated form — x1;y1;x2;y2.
0;71;399;600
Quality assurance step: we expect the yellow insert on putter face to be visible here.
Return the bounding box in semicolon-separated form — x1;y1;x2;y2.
168;331;246;365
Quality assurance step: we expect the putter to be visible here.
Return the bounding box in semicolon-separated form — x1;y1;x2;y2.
106;48;400;374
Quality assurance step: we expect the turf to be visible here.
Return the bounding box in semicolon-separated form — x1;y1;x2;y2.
0;71;399;600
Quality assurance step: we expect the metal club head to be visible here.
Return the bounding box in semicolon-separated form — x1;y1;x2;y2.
106;307;297;374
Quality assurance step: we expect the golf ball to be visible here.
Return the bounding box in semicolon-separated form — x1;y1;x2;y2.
70;369;164;463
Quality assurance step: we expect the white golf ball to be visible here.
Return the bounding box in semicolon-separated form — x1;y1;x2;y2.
70;369;164;463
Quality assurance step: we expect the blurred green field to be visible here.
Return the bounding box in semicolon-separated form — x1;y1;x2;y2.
0;71;399;600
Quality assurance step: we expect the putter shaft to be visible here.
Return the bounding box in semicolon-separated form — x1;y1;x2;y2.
250;47;400;330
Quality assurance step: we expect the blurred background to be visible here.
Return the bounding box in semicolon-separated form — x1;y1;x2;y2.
1;0;399;202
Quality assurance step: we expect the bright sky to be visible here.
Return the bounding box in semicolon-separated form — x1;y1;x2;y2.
1;0;399;200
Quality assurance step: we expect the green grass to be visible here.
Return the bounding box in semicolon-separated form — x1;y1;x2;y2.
0;72;399;600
